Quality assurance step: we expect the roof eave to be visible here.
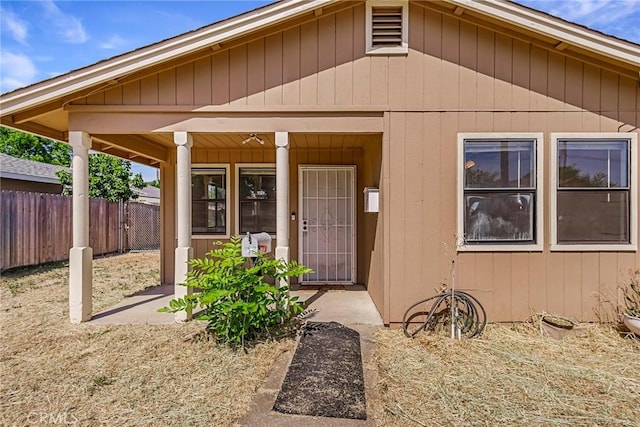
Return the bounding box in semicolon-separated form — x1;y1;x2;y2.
451;0;640;67
0;172;61;184
1;0;638;118
0;0;339;116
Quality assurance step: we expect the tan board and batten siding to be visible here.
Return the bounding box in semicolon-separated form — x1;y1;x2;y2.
73;2;639;324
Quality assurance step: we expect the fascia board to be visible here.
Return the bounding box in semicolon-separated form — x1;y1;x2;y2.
0;172;60;184
449;0;640;67
0;0;338;116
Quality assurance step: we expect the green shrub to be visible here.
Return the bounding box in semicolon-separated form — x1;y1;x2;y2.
159;236;311;347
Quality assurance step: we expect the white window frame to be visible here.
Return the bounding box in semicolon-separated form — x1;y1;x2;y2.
235;163;277;238
191;164;230;240
366;0;409;55
550;133;638;252
457;133;544;252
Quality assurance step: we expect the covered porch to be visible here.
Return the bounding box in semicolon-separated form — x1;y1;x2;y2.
66;111;386;324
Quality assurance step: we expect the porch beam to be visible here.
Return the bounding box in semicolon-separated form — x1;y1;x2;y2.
275;131;290;287
68;131;93;323
68;112;384;134
173;131;193;322
92;134;169;163
65;105;388;113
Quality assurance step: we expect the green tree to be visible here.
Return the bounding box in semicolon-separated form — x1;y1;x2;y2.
559;165;612;187
147;179;160;188
0;127;71;166
2;127;146;202
57;154;146;202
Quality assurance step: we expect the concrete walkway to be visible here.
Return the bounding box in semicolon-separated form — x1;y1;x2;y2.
291;285;384;326
90;284;175;325
91;284;383;326
90;283;383;426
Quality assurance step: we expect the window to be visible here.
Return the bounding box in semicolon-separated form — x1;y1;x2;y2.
551;133;637;251
366;0;408;54
192;166;229;237
238;166;276;234
457;133;543;251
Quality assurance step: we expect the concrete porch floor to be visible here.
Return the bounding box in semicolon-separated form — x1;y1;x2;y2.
90;284;383;326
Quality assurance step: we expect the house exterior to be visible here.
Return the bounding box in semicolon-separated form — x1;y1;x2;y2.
1;0;638;325
0;153;67;193
133;185;161;205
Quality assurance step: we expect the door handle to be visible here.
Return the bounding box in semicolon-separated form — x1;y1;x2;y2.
302;219;308;232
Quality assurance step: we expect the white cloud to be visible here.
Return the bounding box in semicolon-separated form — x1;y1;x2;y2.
547;0;639;26
40;0;88;44
0;51;38;93
0;7;28;44
100;34;127;50
519;0;640;43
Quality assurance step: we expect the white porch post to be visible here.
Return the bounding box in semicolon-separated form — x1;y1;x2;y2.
275;131;290;285
68;131;93;323
174;131;193;322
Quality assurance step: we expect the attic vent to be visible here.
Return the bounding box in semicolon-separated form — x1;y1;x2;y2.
371;7;403;47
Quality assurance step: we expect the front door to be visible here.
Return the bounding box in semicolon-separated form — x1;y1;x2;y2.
299;166;356;284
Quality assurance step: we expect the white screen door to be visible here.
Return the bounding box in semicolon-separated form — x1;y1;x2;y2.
299;166;356;283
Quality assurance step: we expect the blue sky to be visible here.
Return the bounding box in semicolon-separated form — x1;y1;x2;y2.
1;0;638;180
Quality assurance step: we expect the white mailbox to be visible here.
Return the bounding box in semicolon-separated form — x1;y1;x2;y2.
364;187;379;213
241;232;272;257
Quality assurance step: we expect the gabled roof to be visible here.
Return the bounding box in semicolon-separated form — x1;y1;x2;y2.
0;0;338;116
1;0;638;129
0;153;68;184
453;0;639;66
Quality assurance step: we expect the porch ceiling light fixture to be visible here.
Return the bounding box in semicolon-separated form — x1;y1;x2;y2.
242;133;265;145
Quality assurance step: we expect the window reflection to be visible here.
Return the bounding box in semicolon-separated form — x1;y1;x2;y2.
463;139;536;243
192;168;226;235
558;140;628;188
239;167;276;234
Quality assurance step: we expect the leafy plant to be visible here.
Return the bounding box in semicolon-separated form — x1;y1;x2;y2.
622;274;640;318
159;236;311;348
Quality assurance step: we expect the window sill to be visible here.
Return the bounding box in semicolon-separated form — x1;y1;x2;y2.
192;234;230;240
457;243;543;252
550;244;637;252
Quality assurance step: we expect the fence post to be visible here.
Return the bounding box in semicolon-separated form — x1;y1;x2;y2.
118;199;123;253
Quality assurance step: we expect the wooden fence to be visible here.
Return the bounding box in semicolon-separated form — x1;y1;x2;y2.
0;191;159;271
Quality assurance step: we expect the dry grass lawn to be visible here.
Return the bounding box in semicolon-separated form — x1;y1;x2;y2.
1;252;294;426
4;252;640;426
373;324;640;426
